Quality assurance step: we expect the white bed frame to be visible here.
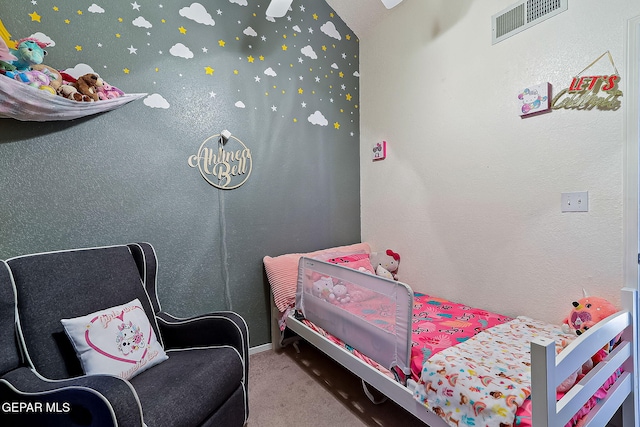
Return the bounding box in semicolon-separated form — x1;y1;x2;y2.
277;258;638;427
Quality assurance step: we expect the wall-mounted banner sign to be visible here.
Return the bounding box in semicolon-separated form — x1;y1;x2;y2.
188;133;252;190
552;51;623;111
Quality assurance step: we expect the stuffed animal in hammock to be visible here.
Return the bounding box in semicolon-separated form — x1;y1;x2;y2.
8;37;48;71
73;73;104;102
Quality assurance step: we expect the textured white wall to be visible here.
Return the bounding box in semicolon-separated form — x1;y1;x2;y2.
360;0;640;324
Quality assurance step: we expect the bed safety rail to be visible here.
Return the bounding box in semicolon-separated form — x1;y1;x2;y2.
531;287;638;427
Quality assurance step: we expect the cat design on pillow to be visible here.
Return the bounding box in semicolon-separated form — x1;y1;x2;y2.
116;321;145;356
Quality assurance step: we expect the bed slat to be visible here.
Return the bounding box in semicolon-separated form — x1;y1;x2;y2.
557;341;631;426
531;288;637;427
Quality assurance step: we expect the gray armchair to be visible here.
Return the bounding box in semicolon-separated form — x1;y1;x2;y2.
0;243;248;427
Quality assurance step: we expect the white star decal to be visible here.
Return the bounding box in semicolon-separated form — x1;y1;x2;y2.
131;1;141;11
254;76;261;82
128;45;138;54
271;105;277;112
209;92;217;98
202;47;208;53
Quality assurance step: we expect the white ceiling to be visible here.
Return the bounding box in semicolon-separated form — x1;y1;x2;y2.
325;0;397;39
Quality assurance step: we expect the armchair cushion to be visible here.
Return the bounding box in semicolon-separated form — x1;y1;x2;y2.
128;346;244;427
1;366;143;426
61;298;168;380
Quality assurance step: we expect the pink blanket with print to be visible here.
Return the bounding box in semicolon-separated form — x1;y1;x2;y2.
410;294;512;380
414;316;575;427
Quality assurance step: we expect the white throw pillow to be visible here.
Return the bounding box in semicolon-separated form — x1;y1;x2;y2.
61;298;168;379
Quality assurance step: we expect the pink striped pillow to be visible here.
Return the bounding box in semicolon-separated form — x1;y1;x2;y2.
264;243;371;312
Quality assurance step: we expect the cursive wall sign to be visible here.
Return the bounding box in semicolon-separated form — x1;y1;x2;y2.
551;51;623;111
188;133;253;190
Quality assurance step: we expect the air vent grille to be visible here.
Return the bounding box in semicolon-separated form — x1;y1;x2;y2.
492;0;567;44
495;4;525;39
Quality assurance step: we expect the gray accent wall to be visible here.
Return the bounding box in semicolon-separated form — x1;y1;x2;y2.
0;0;360;346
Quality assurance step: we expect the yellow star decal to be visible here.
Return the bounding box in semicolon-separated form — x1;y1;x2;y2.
281;44;288;51
77;10;83;15
205;66;214;75
233;70;239;75
346;34;351;41
247;55;254;63
322;45;327;51
161;19;166;23
64;19;70;24
155;67;159;72
313;13;318;20
298;88;304;94
334;122;340;129
179;26;187;34
75;45;82;51
218;39;226;47
123;68;130;74
116;33;121;38
283;34;287;39
293;118;298;123
118;17;123;22
346;93;352;101
29;11;41;22
330;13;335;17
259;55;265;61
53;6;59;12
339;71;344;78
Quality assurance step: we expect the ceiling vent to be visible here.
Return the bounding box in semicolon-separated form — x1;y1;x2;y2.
492;0;567;44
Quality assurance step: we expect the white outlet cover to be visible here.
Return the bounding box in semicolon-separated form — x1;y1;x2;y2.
561;191;588;212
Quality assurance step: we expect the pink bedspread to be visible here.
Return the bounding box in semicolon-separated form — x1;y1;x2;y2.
410;293;512;380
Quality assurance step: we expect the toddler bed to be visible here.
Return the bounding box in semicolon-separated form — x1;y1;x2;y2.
264;244;638;427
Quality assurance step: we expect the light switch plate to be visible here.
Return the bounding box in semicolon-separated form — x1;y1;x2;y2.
372;141;386;161
561;191;588;212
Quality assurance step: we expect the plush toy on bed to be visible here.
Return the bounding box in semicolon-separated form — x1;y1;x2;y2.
562;295;617;336
312;276;334;300
370;250;400;280
556;294;619;393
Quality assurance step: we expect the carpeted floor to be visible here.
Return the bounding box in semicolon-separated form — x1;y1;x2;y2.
247;340;427;427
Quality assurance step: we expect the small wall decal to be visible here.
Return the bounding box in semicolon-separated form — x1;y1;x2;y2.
372;141;386;161
518;83;550;116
